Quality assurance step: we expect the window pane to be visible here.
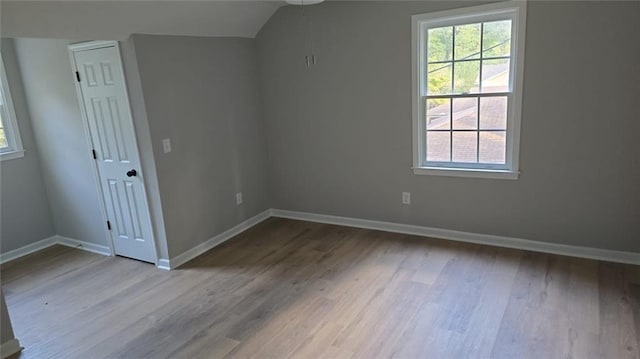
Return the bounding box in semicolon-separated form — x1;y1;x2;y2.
454;60;480;94
428;26;453;63
452;131;477;163
427;131;450;162
483;20;511;58
479;96;507;129
479;131;506;164
481;58;510;93
454;23;481;60
426;98;450;130
452;97;477;130
0;110;6;148
428;63;452;95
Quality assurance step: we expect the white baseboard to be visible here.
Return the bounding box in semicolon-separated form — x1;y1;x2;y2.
0;235;111;265
271;209;640;265
0;236;57;264
1;338;21;359
165;209;272;270
55;236;111;256
4;209;637;268
156;259;171;271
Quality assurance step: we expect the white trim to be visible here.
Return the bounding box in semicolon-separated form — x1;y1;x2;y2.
1;338;21;359
68;40;160;264
0;149;25;161
411;10;422;171
156;259;171;271
163;210;272;270
411;1;527;178
412;166;519;179
412;1;525;26
0;209;271;269
0;236;57;264
271;209;640;265
55;235;111;256
68;41;114;53
68;40;118;259
505;0;527;175
0;53;24;159
3;209;638;268
0;236;111;265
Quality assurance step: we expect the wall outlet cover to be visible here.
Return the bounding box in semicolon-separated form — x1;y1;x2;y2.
402;192;411;205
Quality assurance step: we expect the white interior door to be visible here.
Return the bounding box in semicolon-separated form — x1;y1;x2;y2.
71;42;156;264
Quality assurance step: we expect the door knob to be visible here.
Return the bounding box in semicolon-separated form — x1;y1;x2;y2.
126;169;137;177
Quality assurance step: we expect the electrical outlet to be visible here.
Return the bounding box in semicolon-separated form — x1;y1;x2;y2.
162;138;172;153
236;192;243;205
402;192;411;205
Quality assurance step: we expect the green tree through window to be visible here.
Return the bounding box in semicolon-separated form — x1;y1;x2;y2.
427;20;511;100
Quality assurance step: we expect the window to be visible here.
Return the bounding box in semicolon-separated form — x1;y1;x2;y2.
412;1;526;179
0;52;24;161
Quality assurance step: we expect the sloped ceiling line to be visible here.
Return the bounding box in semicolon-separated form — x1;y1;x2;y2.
1;1;285;40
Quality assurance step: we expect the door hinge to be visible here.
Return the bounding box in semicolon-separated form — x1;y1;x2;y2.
76;71;81;82
92;149;97;159
107;220;112;231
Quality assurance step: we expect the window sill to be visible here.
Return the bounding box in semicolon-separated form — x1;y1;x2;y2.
0;150;26;162
412;166;519;180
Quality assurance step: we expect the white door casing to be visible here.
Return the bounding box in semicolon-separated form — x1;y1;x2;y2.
69;41;157;264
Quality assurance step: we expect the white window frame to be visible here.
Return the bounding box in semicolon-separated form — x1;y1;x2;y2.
412;1;527;180
0;53;25;161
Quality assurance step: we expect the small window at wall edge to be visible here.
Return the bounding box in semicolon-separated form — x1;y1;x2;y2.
0;52;25;161
411;1;526;180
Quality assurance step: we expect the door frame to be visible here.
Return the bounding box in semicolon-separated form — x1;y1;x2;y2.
68;40;160;266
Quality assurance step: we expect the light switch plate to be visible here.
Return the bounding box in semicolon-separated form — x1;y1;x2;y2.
162;138;171;153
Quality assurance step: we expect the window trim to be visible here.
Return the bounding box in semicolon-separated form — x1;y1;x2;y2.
0;53;25;161
411;1;527;179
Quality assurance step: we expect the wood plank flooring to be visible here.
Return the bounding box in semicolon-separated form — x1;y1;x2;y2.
1;218;639;358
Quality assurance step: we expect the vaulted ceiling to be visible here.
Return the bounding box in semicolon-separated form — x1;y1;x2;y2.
0;1;285;40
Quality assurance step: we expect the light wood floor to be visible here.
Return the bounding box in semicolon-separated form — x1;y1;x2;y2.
2;218;639;359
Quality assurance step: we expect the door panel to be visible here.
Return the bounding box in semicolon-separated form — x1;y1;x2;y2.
73;44;156;264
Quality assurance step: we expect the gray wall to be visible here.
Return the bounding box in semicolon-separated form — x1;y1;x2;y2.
0;38;54;253
257;1;640;253
14;38;107;247
1;1;281;40
132;34;270;258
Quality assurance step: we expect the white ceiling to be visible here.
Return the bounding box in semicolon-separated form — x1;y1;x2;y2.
0;1;286;40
